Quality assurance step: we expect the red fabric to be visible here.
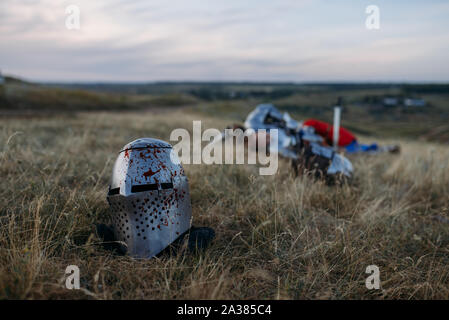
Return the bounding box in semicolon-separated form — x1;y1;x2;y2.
304;119;356;147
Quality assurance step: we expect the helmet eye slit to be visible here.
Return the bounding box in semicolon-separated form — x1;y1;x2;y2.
131;184;158;193
160;182;174;189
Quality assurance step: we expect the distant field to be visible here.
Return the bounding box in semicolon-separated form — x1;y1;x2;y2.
0;80;449;299
2;79;449;141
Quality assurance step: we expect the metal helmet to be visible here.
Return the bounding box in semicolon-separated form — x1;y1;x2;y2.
106;138;192;259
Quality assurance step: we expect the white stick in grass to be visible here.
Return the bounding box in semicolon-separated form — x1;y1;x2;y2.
333;106;341;150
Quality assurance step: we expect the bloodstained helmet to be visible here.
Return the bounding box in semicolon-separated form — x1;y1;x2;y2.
107;138;192;258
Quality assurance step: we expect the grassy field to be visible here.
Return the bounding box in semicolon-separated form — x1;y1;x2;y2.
1;81;449;299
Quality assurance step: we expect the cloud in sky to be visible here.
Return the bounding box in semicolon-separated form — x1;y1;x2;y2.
0;0;448;82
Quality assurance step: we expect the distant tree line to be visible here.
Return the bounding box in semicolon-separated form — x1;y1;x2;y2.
188;88;297;101
401;84;449;94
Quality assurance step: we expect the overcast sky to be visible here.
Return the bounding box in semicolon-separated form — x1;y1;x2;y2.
1;0;448;82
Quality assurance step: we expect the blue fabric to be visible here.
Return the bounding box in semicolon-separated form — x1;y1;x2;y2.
345;140;379;154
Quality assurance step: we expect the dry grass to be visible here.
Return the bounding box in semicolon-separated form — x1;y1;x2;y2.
1;109;448;299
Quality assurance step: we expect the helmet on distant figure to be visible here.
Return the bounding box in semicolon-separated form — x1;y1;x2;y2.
106;138;192;258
